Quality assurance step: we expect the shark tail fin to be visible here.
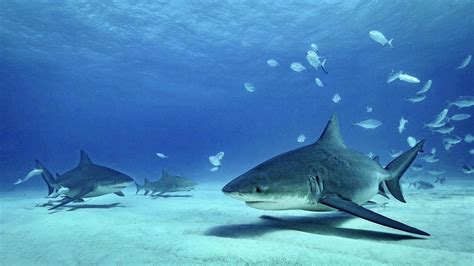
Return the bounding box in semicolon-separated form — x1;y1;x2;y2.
35;160;55;196
384;140;425;203
135;182;142;194
388;38;394;49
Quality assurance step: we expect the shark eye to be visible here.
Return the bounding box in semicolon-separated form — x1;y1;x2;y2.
255;186;263;193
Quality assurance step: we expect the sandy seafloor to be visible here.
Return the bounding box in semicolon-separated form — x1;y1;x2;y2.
1;180;473;265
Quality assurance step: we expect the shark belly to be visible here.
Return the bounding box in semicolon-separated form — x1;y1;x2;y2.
326;178;379;205
86;186;121;197
62;186;117;198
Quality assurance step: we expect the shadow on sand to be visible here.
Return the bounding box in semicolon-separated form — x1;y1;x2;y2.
151;195;193;199
205;213;424;241
48;203;123;213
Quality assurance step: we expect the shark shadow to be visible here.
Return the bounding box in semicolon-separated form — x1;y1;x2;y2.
151;194;194;199
48;202;123;213
205;213;423;241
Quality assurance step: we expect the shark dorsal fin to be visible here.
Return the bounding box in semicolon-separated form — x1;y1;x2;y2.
316;114;346;148
78;150;93;167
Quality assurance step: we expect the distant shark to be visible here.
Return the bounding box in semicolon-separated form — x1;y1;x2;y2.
135;170;197;196
409;180;435;190
34;150;134;210
222;114;429;236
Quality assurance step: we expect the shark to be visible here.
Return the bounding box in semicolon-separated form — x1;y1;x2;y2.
135;170;197;196
409;180;435;190
33;150;134;210
222;114;429;236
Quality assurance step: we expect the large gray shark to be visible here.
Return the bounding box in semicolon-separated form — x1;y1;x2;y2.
222;114;429;236
34;150;134;210
135;170;197;196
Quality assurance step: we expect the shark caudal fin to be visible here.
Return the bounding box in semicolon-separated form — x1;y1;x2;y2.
35;160;56;196
135;182;142;194
384;140;425;203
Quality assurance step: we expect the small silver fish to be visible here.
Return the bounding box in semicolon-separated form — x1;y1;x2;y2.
456;54;471;69
449;96;474;108
448;113;471;121
14;168;44;185
417;80;432;94
406;94;426;103
398;73;420;83
290;62;306;72
369;30;393;48
353;119;382;129
431;124;454;134
398;117;408;133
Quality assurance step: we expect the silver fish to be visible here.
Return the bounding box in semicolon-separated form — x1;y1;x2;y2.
417;80;432;94
432;123;454;134
406;94;426;103
456;54;471;69
449;96;474;108
448;113;471;121
354;119;382;129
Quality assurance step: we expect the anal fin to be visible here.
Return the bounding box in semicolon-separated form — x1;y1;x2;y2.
319;195;429;236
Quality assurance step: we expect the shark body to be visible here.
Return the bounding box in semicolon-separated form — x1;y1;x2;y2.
135;171;197;196
222;114;429;236
35;150;134;210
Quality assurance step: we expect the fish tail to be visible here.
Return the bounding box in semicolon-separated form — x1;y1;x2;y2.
388;38;394;49
321;58;328;74
446;100;453;108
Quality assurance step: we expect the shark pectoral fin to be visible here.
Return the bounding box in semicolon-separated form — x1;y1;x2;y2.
48;187;93;210
318;195;429;236
114;191;125;197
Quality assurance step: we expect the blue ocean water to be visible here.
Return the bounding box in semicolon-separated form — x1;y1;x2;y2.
1;0;473;190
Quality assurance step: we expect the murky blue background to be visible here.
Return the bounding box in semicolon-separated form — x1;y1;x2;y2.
1;1;473;190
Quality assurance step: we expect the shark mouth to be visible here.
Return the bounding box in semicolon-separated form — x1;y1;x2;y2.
245;201;276;204
244;200;284;210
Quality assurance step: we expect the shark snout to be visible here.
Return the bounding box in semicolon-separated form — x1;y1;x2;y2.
222;183;239;197
222;181;247;200
222;178;264;201
222;182;236;195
